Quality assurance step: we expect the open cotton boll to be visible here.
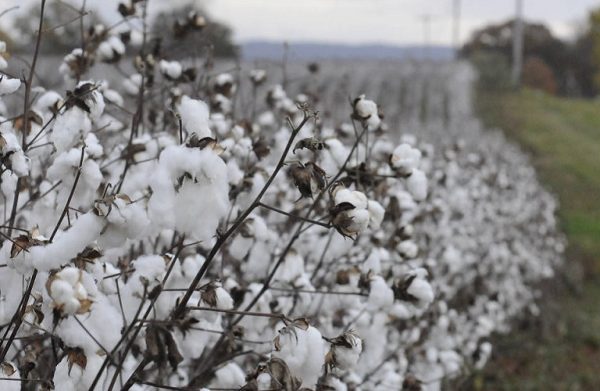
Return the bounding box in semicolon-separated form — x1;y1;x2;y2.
368;275;394;309
391;143;422;174
327;331;363;370
48;267;90;315
398;240;418;259
346;208;370;233
367;200;385;229
334;188;368;209
353;95;377;118
0;76;20;95
148;145;229;241
272;325;326;388
50;107;92;153
0;362;20;391
406;274;435;307
178;96;211;139
1;169;18;198
159;60;183;80
123;73;142;95
97;36;125;62
34;90;63;116
406;168;428;201
353;95;381;130
274;251;305;282
212;362;246;389
29;213;104;271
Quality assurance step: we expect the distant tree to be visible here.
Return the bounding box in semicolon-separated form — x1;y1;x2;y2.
11;2;103;54
586;8;600;94
150;4;238;60
461;19;570;94
522;57;557;94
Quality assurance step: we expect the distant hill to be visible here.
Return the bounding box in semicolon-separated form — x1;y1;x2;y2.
241;41;455;61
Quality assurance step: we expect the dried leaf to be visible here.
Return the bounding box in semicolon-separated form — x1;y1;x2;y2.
293;137;325;154
67;348;87;374
268;358;302;391
291;317;310;331
253;138;270;160
200;287;217;307
118;3;135;17
164;330;184;370
144;325;161;360
1;361;16;376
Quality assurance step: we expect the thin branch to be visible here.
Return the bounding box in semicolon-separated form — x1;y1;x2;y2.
258;202;331;228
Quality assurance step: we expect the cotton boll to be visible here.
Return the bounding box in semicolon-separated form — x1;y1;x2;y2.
50;107;92;153
212;362;246;389
160;60;183;80
34;90;63;117
334;188;368;209
97;36;125;62
123;73;142;95
391;143;422;174
275;251;305;282
347;208;370;233
178;96;211;139
0;76;20;95
406;168;428;201
328;331;363;370
29;213;104;272
398;240;418;259
367;200;385;229
368;275;394;309
272;325;326;388
406;274;435;307
48;267;91;315
148;145;230;242
1;170;17;197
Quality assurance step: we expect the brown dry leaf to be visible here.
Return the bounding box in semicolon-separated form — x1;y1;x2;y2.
293;137;325;154
291;317;310;331
200;288;217;307
273;335;281;351
10;235;31;258
253;138;270;160
67;348;87;374
1;361;17;376
268;358;302;391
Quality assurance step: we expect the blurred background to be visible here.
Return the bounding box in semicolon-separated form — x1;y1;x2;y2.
2;0;600;389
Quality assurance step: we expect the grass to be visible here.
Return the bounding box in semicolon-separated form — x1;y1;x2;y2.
468;88;600;390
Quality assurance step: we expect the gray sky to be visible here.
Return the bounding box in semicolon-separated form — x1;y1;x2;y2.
2;0;599;45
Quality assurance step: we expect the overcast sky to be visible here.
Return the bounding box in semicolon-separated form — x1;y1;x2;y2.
2;0;599;46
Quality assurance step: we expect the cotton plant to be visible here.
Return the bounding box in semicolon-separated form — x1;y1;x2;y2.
0;4;564;391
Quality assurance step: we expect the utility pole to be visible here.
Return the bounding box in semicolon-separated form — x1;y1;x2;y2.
511;0;524;88
452;0;461;57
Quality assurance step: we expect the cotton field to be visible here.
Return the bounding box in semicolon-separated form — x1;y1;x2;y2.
0;4;565;391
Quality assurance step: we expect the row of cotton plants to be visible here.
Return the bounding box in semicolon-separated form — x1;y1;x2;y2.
0;3;562;391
